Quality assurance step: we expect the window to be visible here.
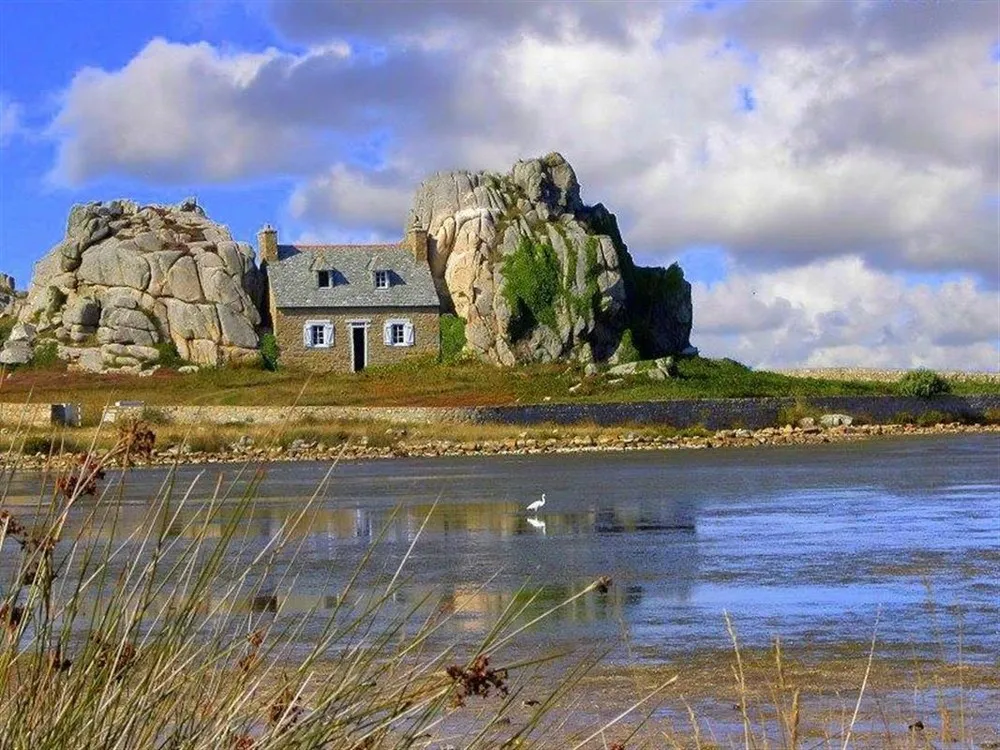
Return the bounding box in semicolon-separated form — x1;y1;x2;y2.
374;270;390;289
303;320;333;349
383;319;414;347
317;270;331;288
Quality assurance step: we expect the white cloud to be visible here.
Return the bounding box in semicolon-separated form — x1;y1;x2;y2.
37;1;1000;367
45;3;997;278
692;258;1000;369
0;95;24;146
288;164;412;235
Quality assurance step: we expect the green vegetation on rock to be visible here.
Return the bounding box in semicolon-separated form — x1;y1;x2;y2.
0;316;14;348
30;339;60;368
502;235;562;340
439;314;467;363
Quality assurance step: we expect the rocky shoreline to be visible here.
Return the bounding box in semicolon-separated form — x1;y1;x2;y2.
7;420;997;472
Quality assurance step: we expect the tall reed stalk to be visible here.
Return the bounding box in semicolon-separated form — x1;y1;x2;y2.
0;420;650;749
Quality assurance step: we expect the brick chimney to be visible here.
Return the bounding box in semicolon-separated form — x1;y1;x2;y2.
406;214;428;264
257;224;278;264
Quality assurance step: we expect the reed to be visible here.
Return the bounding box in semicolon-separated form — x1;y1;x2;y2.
0;421;662;749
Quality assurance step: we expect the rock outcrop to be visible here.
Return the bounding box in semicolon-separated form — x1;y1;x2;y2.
7;198;264;371
410;153;692;365
0;274;22;318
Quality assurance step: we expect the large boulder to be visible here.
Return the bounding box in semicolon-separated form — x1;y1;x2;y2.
410;152;692;365
16;198;265;370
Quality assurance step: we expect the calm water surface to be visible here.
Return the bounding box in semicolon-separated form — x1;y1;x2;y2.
4;433;998;663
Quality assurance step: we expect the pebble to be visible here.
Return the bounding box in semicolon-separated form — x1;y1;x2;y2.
5;423;997;471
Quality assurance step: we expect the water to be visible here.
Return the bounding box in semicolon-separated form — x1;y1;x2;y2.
3;433;998;664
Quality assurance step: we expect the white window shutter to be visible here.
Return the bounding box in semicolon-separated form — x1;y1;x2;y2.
404;321;414;346
325;323;334;346
383;322;392;345
303;324;311;348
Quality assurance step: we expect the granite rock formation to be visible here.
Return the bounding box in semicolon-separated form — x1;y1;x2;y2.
410;152;693;365
6;198;264;372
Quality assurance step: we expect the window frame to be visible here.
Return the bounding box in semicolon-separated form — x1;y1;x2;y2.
383;318;414;347
373;270;390;290
303;320;333;349
317;270;332;288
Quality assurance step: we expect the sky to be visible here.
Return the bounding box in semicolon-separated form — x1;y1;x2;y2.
0;0;997;370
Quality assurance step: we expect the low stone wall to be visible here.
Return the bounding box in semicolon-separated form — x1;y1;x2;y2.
472;395;1000;430
773;368;1000;384
152;404;476;426
4;394;999;431
0;402;51;428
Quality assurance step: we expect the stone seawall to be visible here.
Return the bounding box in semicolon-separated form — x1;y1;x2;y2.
3;395;998;430
472;395;1000;430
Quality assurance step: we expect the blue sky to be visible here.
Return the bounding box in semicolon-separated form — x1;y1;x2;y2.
1;0;997;369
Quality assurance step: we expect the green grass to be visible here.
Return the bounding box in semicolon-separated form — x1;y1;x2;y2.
0;356;997;428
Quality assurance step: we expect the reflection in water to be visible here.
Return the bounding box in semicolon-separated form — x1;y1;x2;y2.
2;434;997;664
526;516;546;533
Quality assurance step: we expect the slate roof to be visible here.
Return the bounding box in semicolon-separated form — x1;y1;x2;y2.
268;244;440;309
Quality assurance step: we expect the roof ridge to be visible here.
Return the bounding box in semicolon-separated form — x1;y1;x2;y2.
280;242;404;250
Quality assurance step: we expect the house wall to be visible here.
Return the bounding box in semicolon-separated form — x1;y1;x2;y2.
272;305;440;371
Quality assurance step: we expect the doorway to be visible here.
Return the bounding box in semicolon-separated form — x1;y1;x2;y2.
351;325;367;372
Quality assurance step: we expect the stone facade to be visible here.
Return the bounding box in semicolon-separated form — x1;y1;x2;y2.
271;305;440;372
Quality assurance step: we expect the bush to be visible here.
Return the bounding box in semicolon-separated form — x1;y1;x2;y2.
898;369;951;398
155;340;186;369
140;406;172;425
259;332;280;371
915;409;955;427
30;339;60;369
440;314;467;363
776;399;820;427
20;435;54;455
614;330;640;364
19;434;84;456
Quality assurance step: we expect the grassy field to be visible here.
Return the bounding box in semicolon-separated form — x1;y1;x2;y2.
3;356;997;421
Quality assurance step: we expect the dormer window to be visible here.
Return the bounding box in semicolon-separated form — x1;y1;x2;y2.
317;270;332;288
374;270;390;289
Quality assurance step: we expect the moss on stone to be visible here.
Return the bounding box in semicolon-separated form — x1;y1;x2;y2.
502;235;562;341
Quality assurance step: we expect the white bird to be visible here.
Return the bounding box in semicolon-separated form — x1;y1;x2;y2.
526;493;546;513
526;517;546;532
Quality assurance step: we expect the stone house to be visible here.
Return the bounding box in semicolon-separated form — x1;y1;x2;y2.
259;220;440;372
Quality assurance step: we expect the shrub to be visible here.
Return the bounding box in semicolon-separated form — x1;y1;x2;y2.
20;435;54;455
30;339;60;369
614;330;640;364
915;409;954;427
140;406;172;425
259;332;280;371
440;314;467;363
776;399;820;427
898;368;951;398
155;340;186;369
